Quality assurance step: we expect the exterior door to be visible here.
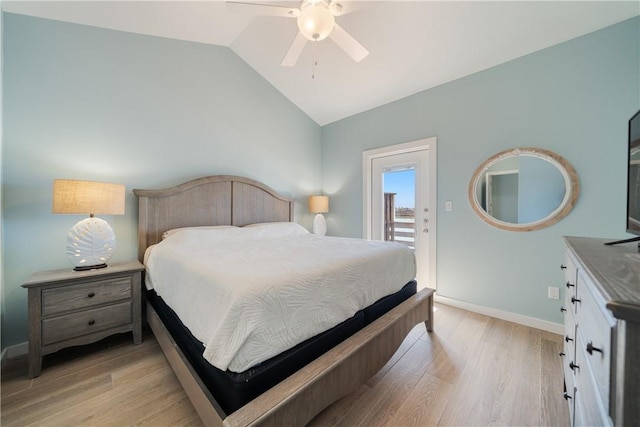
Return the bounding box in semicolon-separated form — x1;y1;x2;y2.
363;138;436;290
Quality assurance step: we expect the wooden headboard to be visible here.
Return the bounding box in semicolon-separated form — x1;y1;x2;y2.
133;175;294;260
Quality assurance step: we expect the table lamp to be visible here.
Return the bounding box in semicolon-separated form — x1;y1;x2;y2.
309;195;329;236
52;179;125;271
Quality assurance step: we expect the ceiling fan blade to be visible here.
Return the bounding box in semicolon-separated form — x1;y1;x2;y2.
281;32;307;67
329;24;369;62
226;2;299;18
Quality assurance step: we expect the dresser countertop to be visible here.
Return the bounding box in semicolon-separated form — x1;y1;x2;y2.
563;236;640;322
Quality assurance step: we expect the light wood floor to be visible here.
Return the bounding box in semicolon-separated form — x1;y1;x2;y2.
1;303;570;426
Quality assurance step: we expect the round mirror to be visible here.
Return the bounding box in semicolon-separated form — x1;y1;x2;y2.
468;147;579;231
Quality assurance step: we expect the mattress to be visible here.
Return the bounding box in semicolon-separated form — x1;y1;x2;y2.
146;279;417;415
144;222;417;372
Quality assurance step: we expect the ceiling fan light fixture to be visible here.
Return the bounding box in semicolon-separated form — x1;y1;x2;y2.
297;1;335;41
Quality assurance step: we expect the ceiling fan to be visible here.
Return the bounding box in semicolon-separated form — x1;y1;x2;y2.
226;0;369;67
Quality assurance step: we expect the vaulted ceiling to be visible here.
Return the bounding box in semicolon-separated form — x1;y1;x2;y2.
3;1;639;125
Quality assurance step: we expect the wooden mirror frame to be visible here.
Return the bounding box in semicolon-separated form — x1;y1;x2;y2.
468;147;580;232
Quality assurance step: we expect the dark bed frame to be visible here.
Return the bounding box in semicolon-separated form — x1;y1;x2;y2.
134;175;434;427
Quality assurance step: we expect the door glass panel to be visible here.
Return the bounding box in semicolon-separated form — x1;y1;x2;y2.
383;168;416;251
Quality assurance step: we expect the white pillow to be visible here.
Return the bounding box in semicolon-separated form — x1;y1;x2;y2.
243;222;309;237
162;225;237;240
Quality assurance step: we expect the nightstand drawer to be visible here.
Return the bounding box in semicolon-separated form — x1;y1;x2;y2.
42;277;132;316
42;301;132;345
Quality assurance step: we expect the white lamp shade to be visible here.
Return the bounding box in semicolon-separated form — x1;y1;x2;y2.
297;2;335;41
53;179;125;215
309;195;329;213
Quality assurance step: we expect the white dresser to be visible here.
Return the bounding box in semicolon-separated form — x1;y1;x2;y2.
561;237;640;427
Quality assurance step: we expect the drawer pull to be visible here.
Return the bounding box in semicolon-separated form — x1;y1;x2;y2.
586;342;603;355
560;306;566;313
565;335;573;343
565;281;575;288
569;361;579;371
88;292;95;298
563;392;572;400
571;296;581;304
559;351;565;357
560;264;567;270
88;320;95;326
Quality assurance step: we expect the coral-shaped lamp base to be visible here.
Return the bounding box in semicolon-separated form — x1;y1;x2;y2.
66;217;116;271
312;213;327;236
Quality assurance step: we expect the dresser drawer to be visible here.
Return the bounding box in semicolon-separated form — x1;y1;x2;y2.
574;334;612;427
563;253;578;313
562;310;577;422
574;270;614;409
563;288;576;333
42;301;132;346
563;357;576;423
563;311;576;357
42;277;132;316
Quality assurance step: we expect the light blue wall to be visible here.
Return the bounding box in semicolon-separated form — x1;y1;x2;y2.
322;17;640;324
1;13;322;349
2;12;638;352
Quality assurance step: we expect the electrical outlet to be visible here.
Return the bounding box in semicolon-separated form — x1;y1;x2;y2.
548;286;560;300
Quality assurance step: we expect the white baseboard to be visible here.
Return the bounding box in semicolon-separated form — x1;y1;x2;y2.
434;295;564;335
1;341;28;363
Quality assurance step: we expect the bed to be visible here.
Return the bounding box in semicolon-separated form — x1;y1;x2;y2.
134;175;434;427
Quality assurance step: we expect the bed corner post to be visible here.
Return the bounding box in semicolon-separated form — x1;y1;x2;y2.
136;193;149;262
425;291;434;332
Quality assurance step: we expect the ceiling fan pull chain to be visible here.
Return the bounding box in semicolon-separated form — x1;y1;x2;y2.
311;41;317;80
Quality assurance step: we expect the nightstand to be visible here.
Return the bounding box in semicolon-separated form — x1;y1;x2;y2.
21;260;144;378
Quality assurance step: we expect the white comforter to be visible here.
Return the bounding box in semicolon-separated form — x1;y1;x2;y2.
145;222;416;372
